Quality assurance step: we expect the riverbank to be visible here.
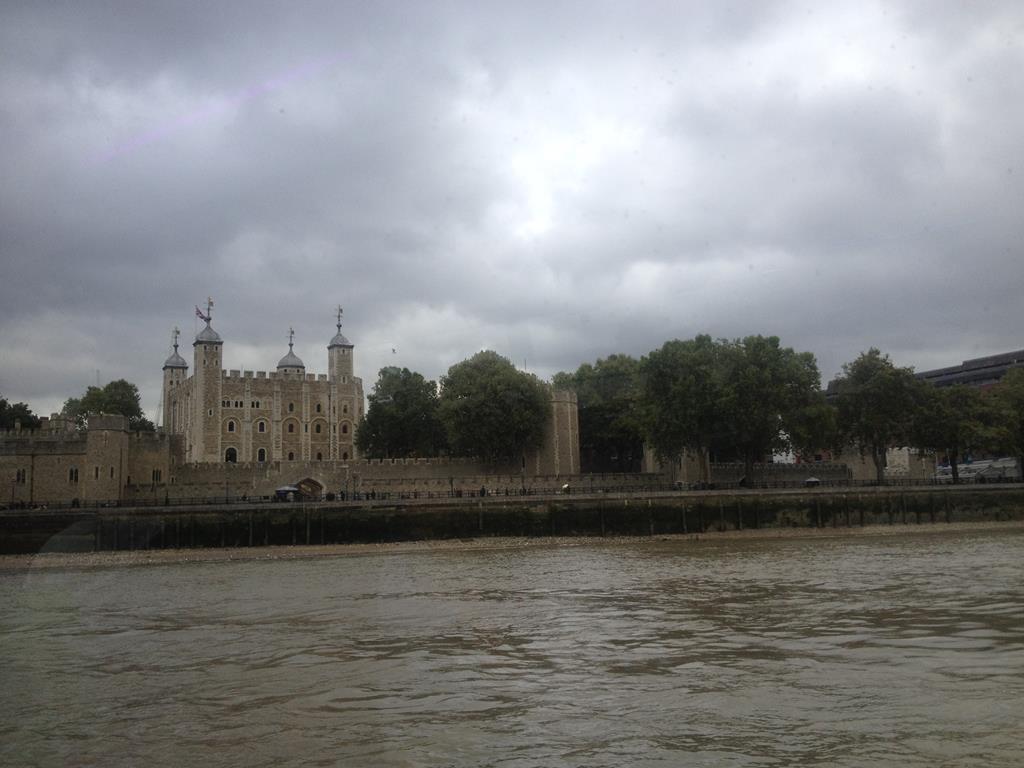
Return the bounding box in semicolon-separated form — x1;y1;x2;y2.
3;518;1022;572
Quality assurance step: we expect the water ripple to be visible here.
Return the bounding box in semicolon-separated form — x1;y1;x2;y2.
2;528;1023;766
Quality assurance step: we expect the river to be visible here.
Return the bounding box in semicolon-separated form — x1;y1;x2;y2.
2;528;1022;766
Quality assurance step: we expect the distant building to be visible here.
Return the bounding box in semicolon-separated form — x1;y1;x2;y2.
1;304;582;506
162;303;364;464
916;349;1024;389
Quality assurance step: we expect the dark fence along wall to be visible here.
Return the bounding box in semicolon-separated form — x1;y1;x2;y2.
3;487;1024;555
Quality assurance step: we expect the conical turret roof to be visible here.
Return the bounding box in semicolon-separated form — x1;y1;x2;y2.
329;307;353;348
163;328;188;369
277;347;305;369
163;349;188;369
277;328;305;370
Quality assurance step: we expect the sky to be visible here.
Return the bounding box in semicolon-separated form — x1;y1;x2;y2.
2;1;1022;422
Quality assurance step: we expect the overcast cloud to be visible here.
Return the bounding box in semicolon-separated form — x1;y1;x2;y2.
1;1;1022;420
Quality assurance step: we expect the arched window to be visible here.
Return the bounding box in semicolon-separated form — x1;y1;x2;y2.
288;423;295;433
287;451;295;461
342;423;349;434
315;403;322;413
316;452;323;461
257;421;266;433
257;448;267;462
343;404;348;414
227;420;236;433
342;451;348;460
288;402;295;413
225;447;237;463
315;423;322;434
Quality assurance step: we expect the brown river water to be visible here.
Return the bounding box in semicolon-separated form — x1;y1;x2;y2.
1;528;1022;767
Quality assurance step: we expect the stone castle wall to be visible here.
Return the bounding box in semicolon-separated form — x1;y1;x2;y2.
0;415;179;505
2;388;583;505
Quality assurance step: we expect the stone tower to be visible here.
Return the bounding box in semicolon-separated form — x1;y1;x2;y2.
191;301;223;463
327;306;357;460
161;328;188;434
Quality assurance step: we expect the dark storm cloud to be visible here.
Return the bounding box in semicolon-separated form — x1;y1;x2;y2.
1;1;1022;417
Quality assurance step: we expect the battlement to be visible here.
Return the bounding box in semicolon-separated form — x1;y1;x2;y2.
219;369;333;382
0;430;88;444
353;457;482;467
87;414;130;431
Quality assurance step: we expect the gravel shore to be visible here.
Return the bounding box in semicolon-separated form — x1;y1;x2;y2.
2;519;1022;572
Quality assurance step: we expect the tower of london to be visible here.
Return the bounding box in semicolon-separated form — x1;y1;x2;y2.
162;303;365;465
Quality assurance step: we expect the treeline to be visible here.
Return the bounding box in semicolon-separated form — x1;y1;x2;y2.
557;341;1024;485
1;380;154;432
357;338;1024;487
356;351;549;463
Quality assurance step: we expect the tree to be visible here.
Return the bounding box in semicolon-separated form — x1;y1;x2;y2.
639;335;728;484
912;384;1000;484
718;335;823;481
0;396;41;430
356;367;447;458
553;354;644;472
438;351;550;462
786;395;840;461
62;379;155;431
990;368;1024;479
831;349;918;484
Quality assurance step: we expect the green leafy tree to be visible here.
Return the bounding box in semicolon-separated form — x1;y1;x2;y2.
786;395;840;461
719;336;823;481
356;367;447;458
831;349;918;484
553;354;644;472
0;396;41;430
990;368;1024;478
912;384;1000;484
639;335;728;484
438;351;550;462
62;379;155;432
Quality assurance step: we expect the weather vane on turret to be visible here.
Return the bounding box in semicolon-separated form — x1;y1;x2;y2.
172;326;180;352
288;326;295;349
195;297;214;323
336;305;344;331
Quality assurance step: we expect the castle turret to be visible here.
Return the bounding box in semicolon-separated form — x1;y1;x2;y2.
277;328;306;375
191;300;223;463
328;306;357;460
161;327;188;434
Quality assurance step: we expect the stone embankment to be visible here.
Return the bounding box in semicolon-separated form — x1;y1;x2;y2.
2;485;1023;556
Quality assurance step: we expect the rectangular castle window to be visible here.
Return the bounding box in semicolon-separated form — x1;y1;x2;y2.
69;468;79;484
152;469;162;483
94;467;99;480
16;469;26;484
110;466;115;478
